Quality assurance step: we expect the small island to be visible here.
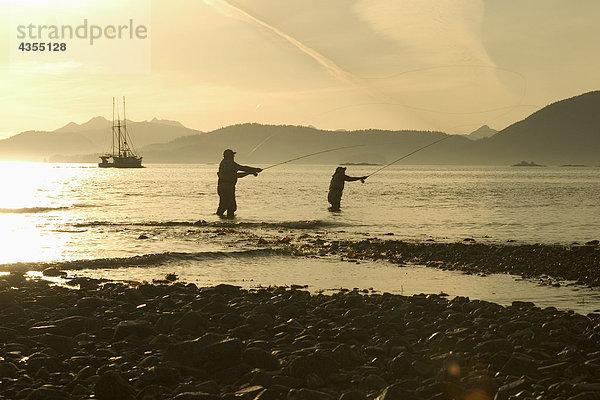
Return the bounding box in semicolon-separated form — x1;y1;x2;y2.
511;160;546;167
342;162;380;166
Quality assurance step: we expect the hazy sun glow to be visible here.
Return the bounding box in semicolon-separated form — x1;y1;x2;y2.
0;162;77;264
0;0;598;135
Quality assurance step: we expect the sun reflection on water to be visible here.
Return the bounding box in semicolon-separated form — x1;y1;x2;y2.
0;162;82;264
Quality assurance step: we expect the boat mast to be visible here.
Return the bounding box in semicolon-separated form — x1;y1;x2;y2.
112;97;115;156
117;100;122;157
123;96;128;157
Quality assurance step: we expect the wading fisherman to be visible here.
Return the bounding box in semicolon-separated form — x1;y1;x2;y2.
328;166;367;211
217;149;262;218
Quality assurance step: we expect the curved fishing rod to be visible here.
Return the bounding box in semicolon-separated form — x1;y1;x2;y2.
262;144;366;171
366;135;451;178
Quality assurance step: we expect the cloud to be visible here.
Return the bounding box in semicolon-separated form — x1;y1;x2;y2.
353;0;492;65
202;0;360;87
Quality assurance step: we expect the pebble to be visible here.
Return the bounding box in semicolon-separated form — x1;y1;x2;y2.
0;277;598;399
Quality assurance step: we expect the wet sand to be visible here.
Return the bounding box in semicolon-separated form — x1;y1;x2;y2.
1;275;599;400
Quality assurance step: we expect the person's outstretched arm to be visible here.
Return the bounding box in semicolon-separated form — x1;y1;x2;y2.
237;171;259;178
344;175;368;183
237;165;262;174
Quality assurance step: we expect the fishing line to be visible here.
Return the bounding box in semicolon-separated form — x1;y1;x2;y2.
366;136;450;178
262;144;366;170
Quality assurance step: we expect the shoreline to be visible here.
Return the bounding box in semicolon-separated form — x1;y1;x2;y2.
2;232;600;288
1;276;599;399
277;238;600;288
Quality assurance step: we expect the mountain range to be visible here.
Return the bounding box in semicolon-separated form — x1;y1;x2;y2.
0;117;198;162
1;91;598;165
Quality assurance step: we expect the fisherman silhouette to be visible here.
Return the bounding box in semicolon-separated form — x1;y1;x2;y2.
328;166;367;211
216;149;262;218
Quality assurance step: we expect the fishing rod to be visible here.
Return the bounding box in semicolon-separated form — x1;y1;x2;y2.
365;135;451;178
261;144;366;170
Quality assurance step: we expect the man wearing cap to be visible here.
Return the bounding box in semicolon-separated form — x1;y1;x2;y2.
328;166;368;211
217;149;262;218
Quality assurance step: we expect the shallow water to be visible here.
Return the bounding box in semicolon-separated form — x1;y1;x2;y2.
2;162;600;314
67;255;600;315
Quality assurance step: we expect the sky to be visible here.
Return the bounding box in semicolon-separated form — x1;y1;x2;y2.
0;0;599;139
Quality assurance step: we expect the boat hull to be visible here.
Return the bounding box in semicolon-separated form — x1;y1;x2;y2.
99;156;143;168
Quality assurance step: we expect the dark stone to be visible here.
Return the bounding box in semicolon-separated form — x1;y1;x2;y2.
287;353;338;379
210;363;251;384
211;284;241;296
32;333;75;354
175;311;209;333
75;296;105;309
538;362;570;375
279;304;301;318
24;356;69;374
28;325;62;335
25;385;70;400
55;316;99;336
494;378;527;400
220;313;246;329
0;327;17;341
74;365;96;382
243;347;280;370
389;354;411;376
0;361;19;378
246;313;274;330
244;369;273;387
253;388;280;400
137;385;169;400
501;355;539;377
113;320;156;340
288;388;334;400
191;380;219;394
204;338;243;371
94;371;136;400
234;385;265;398
360;374;386;391
474;339;514;355
172;392;220;400
272;375;303;389
567;392;600;400
411;358;434;377
416;382;447;399
140;365;181;386
375;383;415;400
42;267;66;277
332;344;365;368
339;391;367;400
305;372;325;389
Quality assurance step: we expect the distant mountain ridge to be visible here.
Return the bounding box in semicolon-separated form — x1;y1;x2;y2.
54;116;113;133
483;90;600;164
467;125;497;140
0;117;200;161
1;90;598;165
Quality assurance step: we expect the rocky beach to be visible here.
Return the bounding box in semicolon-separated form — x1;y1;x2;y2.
1;271;600;400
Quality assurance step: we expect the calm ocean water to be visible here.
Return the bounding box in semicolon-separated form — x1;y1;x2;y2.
1;162;599;312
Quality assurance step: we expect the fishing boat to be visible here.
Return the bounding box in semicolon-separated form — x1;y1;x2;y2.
99;97;143;168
